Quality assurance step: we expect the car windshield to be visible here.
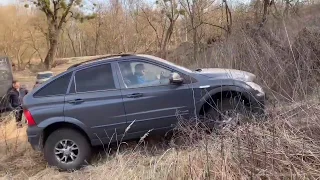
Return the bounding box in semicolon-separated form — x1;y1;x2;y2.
137;54;192;73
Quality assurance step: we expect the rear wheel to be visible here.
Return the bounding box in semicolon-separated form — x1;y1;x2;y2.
44;128;92;171
204;96;251;130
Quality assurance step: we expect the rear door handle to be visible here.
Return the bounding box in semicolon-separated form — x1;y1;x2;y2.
68;99;84;105
127;93;143;98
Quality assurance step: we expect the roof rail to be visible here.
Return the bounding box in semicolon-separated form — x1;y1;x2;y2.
67;53;134;70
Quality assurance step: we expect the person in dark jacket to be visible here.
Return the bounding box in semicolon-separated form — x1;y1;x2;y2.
8;80;27;126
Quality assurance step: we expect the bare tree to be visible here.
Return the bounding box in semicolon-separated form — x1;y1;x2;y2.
0;0;312;68
158;0;185;57
94;12;103;55
25;0;95;69
180;0;229;61
66;24;78;56
141;0;184;57
222;0;232;33
27;29;44;62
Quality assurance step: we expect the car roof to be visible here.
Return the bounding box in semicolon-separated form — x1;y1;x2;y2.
67;54;135;70
67;53;179;70
66;53;193;74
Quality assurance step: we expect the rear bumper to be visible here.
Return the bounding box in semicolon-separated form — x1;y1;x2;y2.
27;126;44;152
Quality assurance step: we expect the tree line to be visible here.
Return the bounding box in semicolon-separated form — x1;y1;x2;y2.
0;0;314;70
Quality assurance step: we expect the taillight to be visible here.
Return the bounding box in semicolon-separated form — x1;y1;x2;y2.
23;109;36;126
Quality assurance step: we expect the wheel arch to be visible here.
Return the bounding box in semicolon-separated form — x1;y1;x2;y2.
198;85;253;116
42;121;91;147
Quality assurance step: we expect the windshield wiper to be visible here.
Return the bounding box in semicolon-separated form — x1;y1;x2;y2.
195;68;202;72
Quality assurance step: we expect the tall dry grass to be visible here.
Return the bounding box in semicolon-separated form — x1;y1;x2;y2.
1;99;320;179
0;113;46;178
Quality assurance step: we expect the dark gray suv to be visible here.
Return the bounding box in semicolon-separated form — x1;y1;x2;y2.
23;54;265;170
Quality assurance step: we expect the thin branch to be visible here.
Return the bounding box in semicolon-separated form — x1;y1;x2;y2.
140;8;161;47
198;21;229;32
58;0;75;29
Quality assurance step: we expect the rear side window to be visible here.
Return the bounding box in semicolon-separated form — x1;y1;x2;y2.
74;64;115;93
34;72;72;97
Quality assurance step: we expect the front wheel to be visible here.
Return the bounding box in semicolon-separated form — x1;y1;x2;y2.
44;128;92;171
205;97;252;130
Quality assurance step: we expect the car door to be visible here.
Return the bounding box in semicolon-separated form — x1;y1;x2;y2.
116;60;194;135
64;62;127;144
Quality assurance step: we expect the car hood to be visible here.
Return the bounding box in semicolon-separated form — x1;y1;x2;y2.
196;68;256;82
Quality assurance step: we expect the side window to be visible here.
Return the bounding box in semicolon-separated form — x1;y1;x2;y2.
118;61;173;88
74;64;115;93
34;72;72;97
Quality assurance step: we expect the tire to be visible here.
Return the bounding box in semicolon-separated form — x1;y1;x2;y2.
44;128;92;171
205;96;250;130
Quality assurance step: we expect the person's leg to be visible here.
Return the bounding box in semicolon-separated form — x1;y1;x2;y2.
14;107;23;127
16;109;22;122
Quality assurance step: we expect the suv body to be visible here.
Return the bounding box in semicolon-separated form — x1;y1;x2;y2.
23;54;266;170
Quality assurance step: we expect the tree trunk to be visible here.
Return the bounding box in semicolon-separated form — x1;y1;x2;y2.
190;5;198;62
161;21;175;58
262;0;270;24
284;0;290;17
224;0;232;34
94;30;100;55
44;30;60;70
193;28;198;62
67;30;77;57
78;33;82;56
254;0;261;23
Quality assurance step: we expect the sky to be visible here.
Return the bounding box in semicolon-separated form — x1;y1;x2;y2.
0;0;16;5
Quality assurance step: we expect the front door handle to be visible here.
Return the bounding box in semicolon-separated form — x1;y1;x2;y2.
68;99;84;105
127;93;143;98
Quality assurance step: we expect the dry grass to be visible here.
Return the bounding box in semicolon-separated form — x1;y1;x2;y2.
0;114;46;178
1;99;320;179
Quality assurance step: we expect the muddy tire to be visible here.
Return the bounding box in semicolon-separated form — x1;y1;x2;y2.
205;97;251;130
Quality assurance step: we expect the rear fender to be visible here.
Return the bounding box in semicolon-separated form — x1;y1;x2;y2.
37;116;93;140
36;116;65;128
64;116;94;139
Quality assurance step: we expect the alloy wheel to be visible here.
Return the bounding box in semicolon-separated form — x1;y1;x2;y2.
54;139;79;164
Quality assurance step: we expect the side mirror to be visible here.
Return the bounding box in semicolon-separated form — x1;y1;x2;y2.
169;72;183;84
